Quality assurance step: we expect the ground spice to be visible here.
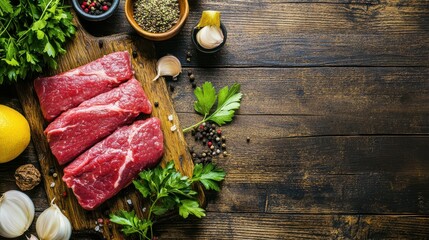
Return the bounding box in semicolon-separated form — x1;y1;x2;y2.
133;0;180;33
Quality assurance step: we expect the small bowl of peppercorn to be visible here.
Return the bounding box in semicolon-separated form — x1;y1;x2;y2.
125;0;189;41
72;0;119;21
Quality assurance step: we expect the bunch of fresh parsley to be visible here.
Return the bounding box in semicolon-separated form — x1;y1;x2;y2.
183;82;243;133
110;161;226;240
0;0;75;85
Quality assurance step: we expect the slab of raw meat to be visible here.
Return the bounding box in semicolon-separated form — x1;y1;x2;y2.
34;51;133;121
45;78;152;165
62;117;164;210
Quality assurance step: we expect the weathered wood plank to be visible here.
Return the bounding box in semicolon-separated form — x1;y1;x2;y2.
155;213;429;239
81;0;429;67
172;67;429;117
178;113;429;214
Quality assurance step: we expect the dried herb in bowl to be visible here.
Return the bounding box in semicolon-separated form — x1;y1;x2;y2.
133;0;180;33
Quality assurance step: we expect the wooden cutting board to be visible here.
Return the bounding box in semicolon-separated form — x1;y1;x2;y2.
15;18;201;239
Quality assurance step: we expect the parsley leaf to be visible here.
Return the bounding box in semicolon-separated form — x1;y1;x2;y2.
194;82;217;116
192;163;226;191
111;161;226;240
0;0;75;85
109;210;152;240
183;82;242;132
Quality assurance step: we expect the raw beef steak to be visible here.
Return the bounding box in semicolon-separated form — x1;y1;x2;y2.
45;78;152;165
34;51;133;121
63;117;164;210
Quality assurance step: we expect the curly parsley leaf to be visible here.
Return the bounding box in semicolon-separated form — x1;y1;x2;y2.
184;82;242;132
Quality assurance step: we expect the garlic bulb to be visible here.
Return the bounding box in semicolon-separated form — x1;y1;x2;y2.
36;199;72;240
0;190;35;238
152;55;182;81
196;26;224;50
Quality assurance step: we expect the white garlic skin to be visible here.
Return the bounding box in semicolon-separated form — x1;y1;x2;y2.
36;201;72;240
153;55;182;81
0;190;35;238
196;26;224;50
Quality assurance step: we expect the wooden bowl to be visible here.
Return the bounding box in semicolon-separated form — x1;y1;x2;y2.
125;0;189;41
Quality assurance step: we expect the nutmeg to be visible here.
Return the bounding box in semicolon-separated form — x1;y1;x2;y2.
14;164;41;191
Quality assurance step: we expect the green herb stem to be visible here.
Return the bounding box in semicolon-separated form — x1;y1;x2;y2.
183;116;207;133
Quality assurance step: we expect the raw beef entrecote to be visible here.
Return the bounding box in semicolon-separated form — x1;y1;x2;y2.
45;78;152;165
62;117;164;210
34;51;133;121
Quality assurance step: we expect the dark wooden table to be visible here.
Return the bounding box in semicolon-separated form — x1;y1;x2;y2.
1;0;429;239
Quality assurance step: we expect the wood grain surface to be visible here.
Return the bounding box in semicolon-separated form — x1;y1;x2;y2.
0;0;428;239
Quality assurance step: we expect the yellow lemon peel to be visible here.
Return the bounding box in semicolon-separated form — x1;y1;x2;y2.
0;105;30;163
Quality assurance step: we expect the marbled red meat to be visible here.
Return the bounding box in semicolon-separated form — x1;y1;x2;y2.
62;117;164;210
34;51;133;121
45;78;151;165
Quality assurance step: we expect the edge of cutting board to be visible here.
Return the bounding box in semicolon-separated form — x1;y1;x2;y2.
15;14;204;239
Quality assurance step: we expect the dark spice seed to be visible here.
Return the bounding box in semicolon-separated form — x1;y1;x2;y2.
98;40;103;48
192;83;197;89
154;101;159;107
189;74;195;81
132;50;138;58
247;137;250;143
169;84;175;92
49;167;55;176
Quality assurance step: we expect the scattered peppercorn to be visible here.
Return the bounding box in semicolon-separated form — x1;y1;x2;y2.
98;40;103;48
154;101;159;107
49;167;55;176
192;83;197;89
132;50;138;58
189;74;195;82
247;136;250;143
169;84;175;92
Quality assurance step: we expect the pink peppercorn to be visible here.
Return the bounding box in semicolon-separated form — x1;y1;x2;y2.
84;8;89;13
102;5;108;11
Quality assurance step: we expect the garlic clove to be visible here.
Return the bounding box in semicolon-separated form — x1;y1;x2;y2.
36;199;72;240
153;55;182;81
196;26;224;50
0;190;35;238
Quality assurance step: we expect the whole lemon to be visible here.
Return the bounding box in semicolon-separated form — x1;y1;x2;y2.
0;104;31;163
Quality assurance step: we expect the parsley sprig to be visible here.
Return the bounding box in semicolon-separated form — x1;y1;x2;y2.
183;82;243;133
0;0;75;84
110;161;226;240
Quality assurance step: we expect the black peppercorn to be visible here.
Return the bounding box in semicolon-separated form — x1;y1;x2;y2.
49;167;55;176
192;83;197;89
132;50;138;58
154;101;159;107
189;74;195;81
169;84;175;92
98;40;103;48
247;137;250;143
